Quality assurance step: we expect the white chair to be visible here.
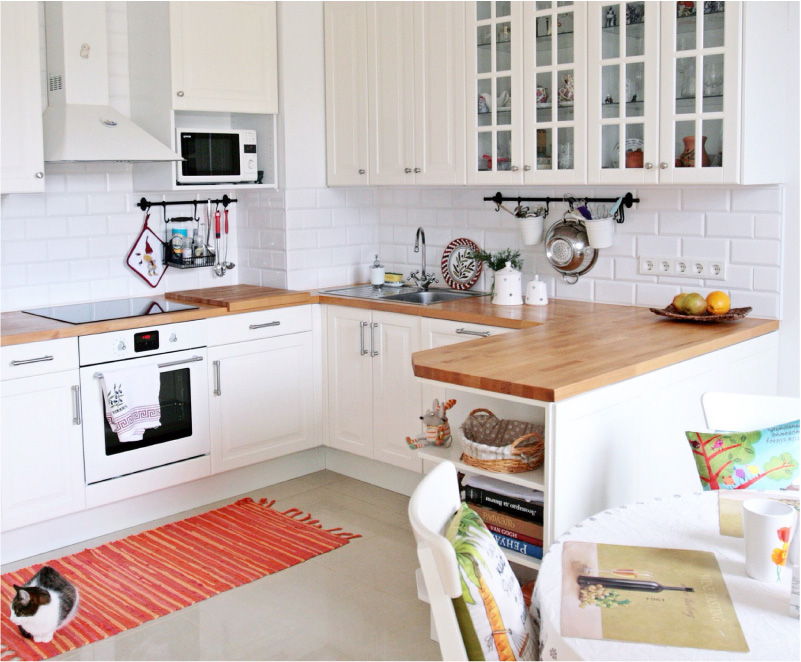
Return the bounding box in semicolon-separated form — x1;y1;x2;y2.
702;391;800;430
408;461;468;661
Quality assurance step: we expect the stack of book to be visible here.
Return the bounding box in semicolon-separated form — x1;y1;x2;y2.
460;474;544;560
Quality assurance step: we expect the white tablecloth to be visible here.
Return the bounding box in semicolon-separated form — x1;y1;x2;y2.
532;492;799;661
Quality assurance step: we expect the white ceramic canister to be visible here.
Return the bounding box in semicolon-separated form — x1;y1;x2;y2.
370;254;385;286
525;275;549;306
492;261;523;305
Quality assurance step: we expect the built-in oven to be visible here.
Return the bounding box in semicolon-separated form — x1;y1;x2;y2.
79;320;210;486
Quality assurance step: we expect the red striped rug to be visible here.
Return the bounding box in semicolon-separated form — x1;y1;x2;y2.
0;497;360;661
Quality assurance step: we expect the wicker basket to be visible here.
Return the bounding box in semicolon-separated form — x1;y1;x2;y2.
459;408;544;473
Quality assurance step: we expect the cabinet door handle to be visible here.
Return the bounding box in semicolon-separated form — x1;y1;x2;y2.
370;322;380;357
660;162;669;169
176;90;185;97
10;355;54;366
523;165;531;171
404;168;412;174
213;360;222;396
644;162;654;169
511;165;519;172
249;321;280;330
35;172;44;179
358;169;366;175
414;167;421;173
360;321;369;355
455;328;491;337
71;385;82;425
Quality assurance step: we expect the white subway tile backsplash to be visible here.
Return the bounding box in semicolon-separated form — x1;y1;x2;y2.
70;259;111;282
682;188;729;211
731;239;781;265
316;188;347;209
635;283;682;307
657;211;705;236
286;229;318;250
346;189;376;208
25;217;68;240
731;187;783;213
616;211;658;236
594;280;635;305
332;207;360;228
588;256;614;280
45;195;88;217
754;213;782;239
706;212;753;238
2;194;47;218
66;173;108;193
730;291;780;318
318;228;346;248
302;208;333;229
720;264;752;290
636;188;681;211
1;265;27;289
360;207;379;226
681;237;728;260
285;189;317;209
67;216;108;237
754;267;781;292
601;235;636;257
89;193;128;215
637;235;681;257
555;278;593;301
284;210;305;231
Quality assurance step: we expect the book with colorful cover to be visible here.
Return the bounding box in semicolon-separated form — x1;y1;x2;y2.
484;521;542;547
462;484;544;523
491;531;543;559
466;501;544;542
560;541;748;652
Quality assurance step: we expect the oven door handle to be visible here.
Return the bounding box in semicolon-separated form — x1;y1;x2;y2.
93;355;205;379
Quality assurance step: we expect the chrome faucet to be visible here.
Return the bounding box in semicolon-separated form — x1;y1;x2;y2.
408;227;439;291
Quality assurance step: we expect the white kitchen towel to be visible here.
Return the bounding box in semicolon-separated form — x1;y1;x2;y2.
99;364;162;442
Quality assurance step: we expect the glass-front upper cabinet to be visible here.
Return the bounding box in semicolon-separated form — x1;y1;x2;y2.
467;1;524;184
587;2;659;184
523;1;586;184
658;1;739;184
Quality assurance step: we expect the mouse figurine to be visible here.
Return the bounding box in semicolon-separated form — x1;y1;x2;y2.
406;399;457;449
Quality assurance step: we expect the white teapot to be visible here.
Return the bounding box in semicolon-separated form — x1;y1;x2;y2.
492;261;523;306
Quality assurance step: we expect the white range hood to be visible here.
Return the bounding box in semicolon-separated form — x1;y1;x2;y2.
43;2;181;163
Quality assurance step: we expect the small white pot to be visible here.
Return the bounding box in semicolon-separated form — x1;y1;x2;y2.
519;214;545;245
584;216;615;249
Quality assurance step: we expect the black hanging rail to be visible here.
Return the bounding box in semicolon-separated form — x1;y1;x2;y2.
137;195;237;212
484;191;639;223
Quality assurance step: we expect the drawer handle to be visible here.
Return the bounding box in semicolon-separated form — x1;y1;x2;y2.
370;322;380;357
10;355;54;366
213;360;222;396
455;328;491;338
71;385;82;426
249;321;281;330
360;321;369;356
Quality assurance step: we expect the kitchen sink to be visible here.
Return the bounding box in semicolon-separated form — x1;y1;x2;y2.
320;285;488;305
383;290;481;305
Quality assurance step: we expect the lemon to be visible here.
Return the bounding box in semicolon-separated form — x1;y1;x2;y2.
706;291;731;315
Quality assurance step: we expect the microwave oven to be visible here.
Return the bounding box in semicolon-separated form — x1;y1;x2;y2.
175;128;258;184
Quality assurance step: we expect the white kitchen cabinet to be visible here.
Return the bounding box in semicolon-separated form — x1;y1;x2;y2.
128;1;278;190
0;1;45;194
466;1;587;185
1;339;85;531
324;2;370;186
326;306;422;472
588;1;787;185
170;2;277;114
421;317;513;349
207;306;318;474
324;1;465;186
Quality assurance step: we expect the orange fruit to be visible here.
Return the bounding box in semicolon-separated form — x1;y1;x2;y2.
706;291;731;315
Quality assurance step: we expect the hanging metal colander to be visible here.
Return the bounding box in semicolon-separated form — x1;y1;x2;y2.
545;216;598;284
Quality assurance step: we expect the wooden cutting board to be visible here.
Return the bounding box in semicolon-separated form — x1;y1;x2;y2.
166;285;312;312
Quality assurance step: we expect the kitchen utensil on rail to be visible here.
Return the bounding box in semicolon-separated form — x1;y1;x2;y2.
223;207;235;270
545;214;598;284
205;200;215;255
213;207;226;276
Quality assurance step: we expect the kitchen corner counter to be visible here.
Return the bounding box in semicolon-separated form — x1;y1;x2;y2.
409;299;779;402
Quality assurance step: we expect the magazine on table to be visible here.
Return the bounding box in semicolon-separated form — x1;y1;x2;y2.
718;489;799;537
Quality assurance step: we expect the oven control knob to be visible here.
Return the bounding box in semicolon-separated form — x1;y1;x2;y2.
169;333;178;343
117;340;126;351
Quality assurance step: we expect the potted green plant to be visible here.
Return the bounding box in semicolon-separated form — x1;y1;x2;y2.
468;248;523;296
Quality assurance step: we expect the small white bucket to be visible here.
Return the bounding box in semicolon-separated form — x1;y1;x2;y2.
519;214;545;245
584;216;615;249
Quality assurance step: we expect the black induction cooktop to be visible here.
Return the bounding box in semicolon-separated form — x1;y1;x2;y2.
22;298;199;325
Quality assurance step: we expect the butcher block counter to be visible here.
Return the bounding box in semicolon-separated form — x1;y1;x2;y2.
1;286;778;404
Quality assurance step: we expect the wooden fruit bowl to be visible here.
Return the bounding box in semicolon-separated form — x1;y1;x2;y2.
649;304;752;322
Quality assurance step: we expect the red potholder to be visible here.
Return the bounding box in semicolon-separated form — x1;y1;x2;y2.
126;214;167;288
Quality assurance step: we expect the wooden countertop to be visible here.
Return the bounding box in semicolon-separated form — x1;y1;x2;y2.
408;299;779;402
1;286;779;405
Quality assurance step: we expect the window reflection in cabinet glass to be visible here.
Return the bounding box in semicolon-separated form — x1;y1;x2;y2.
497;22;512;71
478;1;491;21
675;57;696;113
625;3;645;57
497;1;511;18
703;4;725;48
557;1;574;6
625;124;644;168
558;127;574;169
602;64;620;119
702;53;724;112
557;12;573;64
602;124;619;169
676;2;697;51
478;132;492;171
537;1;552;10
477;25;492;74
498;76;512;125
703;118;723;167
497;130;512;170
601;5;620;59
626;62;644;117
537;31;553;67
674;119;695;167
478;79;492;127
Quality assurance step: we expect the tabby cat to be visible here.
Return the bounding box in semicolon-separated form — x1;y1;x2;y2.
10;566;79;643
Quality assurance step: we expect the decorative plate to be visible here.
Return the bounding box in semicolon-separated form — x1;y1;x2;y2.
441;238;482;290
649;304;753;322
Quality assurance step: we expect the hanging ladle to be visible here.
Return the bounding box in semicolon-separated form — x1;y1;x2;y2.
222;207;235;270
213;206;226;277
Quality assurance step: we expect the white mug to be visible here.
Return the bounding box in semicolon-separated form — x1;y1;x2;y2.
742;499;797;582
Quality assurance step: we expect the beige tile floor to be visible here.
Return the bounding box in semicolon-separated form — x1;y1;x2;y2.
2;471;441;661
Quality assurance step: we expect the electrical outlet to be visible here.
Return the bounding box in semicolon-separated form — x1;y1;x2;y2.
674;259;689;275
706;260;726;280
639;256;656;274
691;260;706;276
658;258;673;275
